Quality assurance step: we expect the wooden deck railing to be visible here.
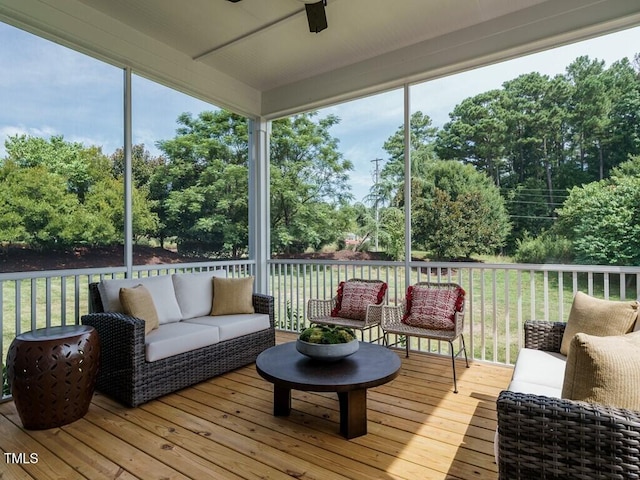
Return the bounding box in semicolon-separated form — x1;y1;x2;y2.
2;258;639;400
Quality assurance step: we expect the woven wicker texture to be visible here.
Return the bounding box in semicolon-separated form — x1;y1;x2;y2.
381;282;466;342
308;278;385;330
380;282;468;392
83;282;275;407
497;320;640;479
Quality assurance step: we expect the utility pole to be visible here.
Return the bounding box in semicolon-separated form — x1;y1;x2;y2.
371;158;382;251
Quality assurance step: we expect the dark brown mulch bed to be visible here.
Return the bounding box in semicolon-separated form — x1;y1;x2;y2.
0;246;390;273
0;245;209;273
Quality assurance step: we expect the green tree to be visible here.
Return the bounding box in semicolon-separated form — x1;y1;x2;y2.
110;144;165;188
270;112;353;254
378;207;405;260
372;111;438;208
3;134;110;201
0;161;83;248
555;156;640;265
153;110;250;257
601;58;640;171
435;90;507;186
2;135;159;249
412;161;511;259
566;56;611;180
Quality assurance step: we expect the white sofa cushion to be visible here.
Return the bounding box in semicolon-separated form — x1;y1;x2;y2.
145;322;220;362
506;379;563;398
511;348;566;392
98;275;182;324
172;270;228;320
183;313;270;342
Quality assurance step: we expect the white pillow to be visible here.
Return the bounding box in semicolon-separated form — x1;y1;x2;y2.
98;275;182;324
172;270;228;319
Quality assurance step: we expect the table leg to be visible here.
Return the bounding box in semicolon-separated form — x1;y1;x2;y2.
338;389;367;439
273;385;291;416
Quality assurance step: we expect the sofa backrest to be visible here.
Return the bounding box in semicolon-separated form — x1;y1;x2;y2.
171;270;227;319
95;270;230;323
97;275;183;324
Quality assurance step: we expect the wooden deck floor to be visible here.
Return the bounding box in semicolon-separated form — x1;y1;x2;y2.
0;332;513;479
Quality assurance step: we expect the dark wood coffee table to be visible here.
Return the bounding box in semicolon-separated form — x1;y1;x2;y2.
256;341;401;439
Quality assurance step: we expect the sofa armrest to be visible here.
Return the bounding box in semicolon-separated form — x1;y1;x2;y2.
524;320;566;352
252;293;275;328
81;312;146;374
496;390;640;479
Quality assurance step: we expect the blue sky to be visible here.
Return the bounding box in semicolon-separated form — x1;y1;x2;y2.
1;21;639;202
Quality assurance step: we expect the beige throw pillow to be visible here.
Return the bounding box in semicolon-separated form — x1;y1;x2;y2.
211;276;255;315
562;331;640;410
560;292;638;355
119;284;160;334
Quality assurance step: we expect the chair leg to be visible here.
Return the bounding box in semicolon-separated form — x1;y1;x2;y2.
405;335;410;358
449;341;458;394
449;335;470;394
460;334;469;368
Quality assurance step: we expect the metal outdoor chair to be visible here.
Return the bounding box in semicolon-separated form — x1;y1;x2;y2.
381;282;469;393
307;278;387;340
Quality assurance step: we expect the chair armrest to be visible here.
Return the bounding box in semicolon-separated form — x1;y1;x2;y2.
307;297;336;320
365;304;384;326
381;304;404;327
496;390;640;479
81;312;146;372
252;293;275;328
524;320;566;352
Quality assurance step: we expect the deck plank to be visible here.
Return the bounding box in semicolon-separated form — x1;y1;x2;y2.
0;332;512;480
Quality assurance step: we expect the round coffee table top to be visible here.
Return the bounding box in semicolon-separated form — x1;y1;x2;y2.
15;325;94;342
256;341;401;392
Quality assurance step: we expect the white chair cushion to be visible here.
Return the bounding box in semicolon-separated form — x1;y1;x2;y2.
172;270;228;319
183;313;270;342
145;322;220;362
98;275;182;324
511;348;566;391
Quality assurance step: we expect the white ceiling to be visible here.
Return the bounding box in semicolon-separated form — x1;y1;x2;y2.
78;0;552;92
2;0;640;118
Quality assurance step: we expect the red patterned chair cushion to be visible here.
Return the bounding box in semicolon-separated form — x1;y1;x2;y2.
331;280;387;321
402;284;465;330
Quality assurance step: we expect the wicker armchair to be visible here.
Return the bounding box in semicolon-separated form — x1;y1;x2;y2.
496;320;640;479
307;278;386;339
381;282;468;393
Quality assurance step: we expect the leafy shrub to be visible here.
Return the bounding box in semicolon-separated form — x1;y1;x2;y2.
299;324;356;344
514;233;573;264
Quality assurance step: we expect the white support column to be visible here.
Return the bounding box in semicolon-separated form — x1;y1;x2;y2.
124;67;133;278
248;117;271;294
403;84;412;288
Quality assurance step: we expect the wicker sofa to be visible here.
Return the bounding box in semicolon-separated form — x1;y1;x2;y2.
496;319;640;479
82;271;275;407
